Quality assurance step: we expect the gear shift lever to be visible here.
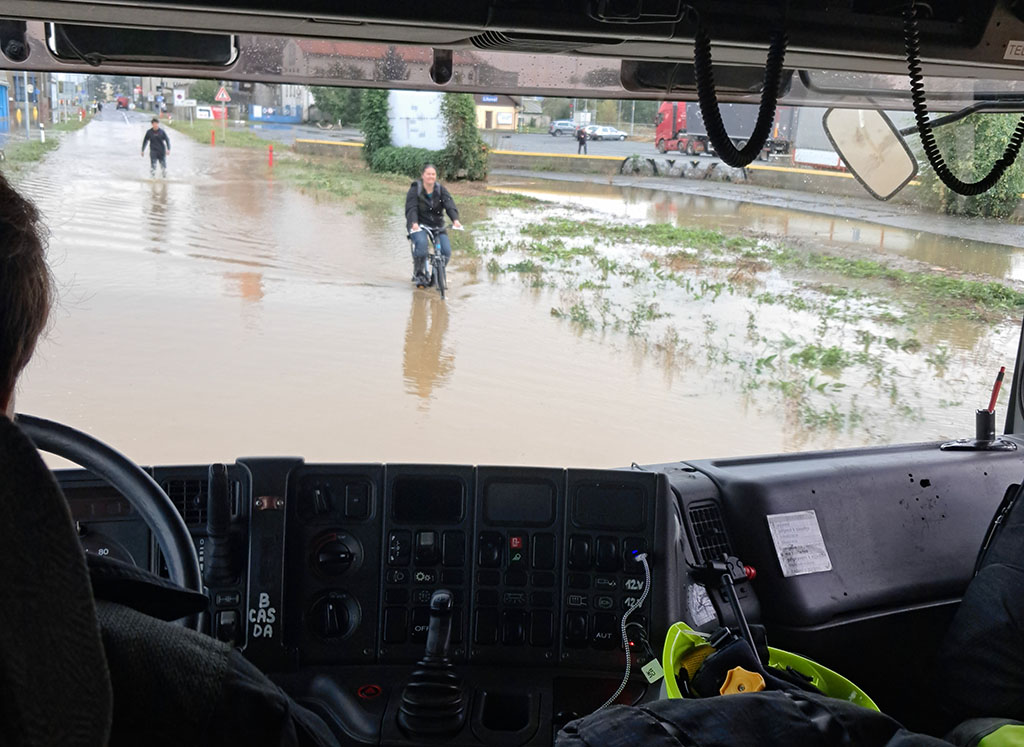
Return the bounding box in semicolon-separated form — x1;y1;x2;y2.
397;589;467;736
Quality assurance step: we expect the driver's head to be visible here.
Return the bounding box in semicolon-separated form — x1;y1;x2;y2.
0;171;53;417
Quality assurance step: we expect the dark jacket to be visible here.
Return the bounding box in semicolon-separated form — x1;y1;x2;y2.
576;128;587;143
142;128;171;158
405;179;459;231
90;554;340;746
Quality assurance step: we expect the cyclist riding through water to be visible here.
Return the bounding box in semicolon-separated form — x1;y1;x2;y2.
406;164;462;287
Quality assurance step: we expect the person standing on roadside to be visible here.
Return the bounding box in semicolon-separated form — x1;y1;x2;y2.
576;126;588;155
141;118;171;177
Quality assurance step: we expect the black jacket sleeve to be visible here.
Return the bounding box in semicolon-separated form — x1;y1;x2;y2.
161;130;170;152
141;130;150;153
405;181;420;229
440;185;459;224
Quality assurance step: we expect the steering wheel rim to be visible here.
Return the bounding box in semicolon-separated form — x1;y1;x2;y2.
15;414;203;600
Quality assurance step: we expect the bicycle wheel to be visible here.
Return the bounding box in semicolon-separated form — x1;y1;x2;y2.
434;256;447;299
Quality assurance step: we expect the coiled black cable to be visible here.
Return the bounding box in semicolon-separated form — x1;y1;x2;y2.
691;7;789;168
905;0;1024;195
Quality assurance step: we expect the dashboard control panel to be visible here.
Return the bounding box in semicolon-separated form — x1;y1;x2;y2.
286;464;678;671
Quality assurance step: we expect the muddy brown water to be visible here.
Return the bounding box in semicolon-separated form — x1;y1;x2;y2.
13;114;1021;468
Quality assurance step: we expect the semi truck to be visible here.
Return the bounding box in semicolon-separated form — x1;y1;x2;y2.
656;101;794;158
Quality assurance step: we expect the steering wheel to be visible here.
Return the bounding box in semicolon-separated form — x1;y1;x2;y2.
15;414;203;619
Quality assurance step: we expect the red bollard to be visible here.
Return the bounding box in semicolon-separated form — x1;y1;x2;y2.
211;130;216;147
268;144;274;167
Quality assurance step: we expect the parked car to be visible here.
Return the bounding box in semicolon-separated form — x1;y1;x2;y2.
585;125;628;141
548;119;575;136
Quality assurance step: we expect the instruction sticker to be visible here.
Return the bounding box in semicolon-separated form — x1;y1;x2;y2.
767;510;832;577
687;583;717;627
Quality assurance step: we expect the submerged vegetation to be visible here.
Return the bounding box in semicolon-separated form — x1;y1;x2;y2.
473;202;1021;443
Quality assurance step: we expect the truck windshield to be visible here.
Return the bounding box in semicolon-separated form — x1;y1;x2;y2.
4;75;1022;465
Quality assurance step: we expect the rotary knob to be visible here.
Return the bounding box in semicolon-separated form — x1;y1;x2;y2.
312;531;361;576
308;591;359;640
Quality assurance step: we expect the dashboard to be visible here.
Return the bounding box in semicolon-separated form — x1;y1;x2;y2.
57;443;1024;741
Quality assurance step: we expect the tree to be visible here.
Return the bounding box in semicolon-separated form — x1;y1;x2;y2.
359;89;392;163
190;79;220;104
310;86;363;125
918;113;1024;219
542;97;571;121
439;93;487;181
376;46;409;82
596;100;618;126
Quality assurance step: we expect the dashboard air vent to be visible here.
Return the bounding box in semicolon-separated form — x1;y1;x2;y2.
162;478;241;526
687;501;730;563
164;479;208;525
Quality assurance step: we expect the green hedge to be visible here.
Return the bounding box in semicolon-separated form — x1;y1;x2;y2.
370;146;443;178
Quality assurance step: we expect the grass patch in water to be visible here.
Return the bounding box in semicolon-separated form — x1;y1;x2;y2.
522;218;726;248
1;116;93;175
766;246;1024;317
168;121;272;149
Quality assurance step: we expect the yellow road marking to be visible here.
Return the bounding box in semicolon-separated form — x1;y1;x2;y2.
295;138;363;147
490;149;623;161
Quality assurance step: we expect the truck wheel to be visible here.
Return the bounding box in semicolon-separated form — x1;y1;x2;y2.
657;139;667;154
685;141;695;155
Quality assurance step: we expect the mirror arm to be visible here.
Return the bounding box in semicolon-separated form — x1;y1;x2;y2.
897;101;1024;136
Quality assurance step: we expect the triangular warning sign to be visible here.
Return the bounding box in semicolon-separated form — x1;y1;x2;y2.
214;86;231;102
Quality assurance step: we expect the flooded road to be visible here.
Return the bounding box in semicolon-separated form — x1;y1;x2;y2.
13;111;1022;468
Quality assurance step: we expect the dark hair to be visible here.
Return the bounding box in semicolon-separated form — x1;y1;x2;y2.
421;163;437;175
0;171;53;407
151;118;159;124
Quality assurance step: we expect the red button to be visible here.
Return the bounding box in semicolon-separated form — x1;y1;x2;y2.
357;684;382;700
510;536;523;550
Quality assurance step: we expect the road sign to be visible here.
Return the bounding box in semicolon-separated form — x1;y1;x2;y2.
215;86;231;102
182;98;197;107
173;88;186;104
481;94;498;103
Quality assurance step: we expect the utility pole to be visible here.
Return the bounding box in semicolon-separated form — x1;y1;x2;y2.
630;100;635;135
23;71;30;138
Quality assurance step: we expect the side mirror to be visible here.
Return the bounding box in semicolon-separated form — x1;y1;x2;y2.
823;108;918;201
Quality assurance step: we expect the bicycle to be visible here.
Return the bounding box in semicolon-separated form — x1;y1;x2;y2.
410;224;462;300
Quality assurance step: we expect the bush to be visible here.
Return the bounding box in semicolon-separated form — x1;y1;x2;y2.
359;89;392;164
310;85;363;126
917;113;1024;219
370;146;443;178
438;93;488;181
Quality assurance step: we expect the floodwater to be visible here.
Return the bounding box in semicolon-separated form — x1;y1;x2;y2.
489;178;1024;282
13;110;1022;468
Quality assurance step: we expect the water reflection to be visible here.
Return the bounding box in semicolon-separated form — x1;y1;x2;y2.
403;291;454;404
145;178;169;251
224;271;265;304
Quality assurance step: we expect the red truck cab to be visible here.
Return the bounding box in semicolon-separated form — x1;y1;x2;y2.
655;101;704;154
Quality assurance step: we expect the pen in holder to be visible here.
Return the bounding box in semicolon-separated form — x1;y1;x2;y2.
941;367;1016;452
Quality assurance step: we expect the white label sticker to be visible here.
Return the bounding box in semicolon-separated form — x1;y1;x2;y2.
687;583;717;627
641;659;665;684
767;510;833;577
1006;41;1024;61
